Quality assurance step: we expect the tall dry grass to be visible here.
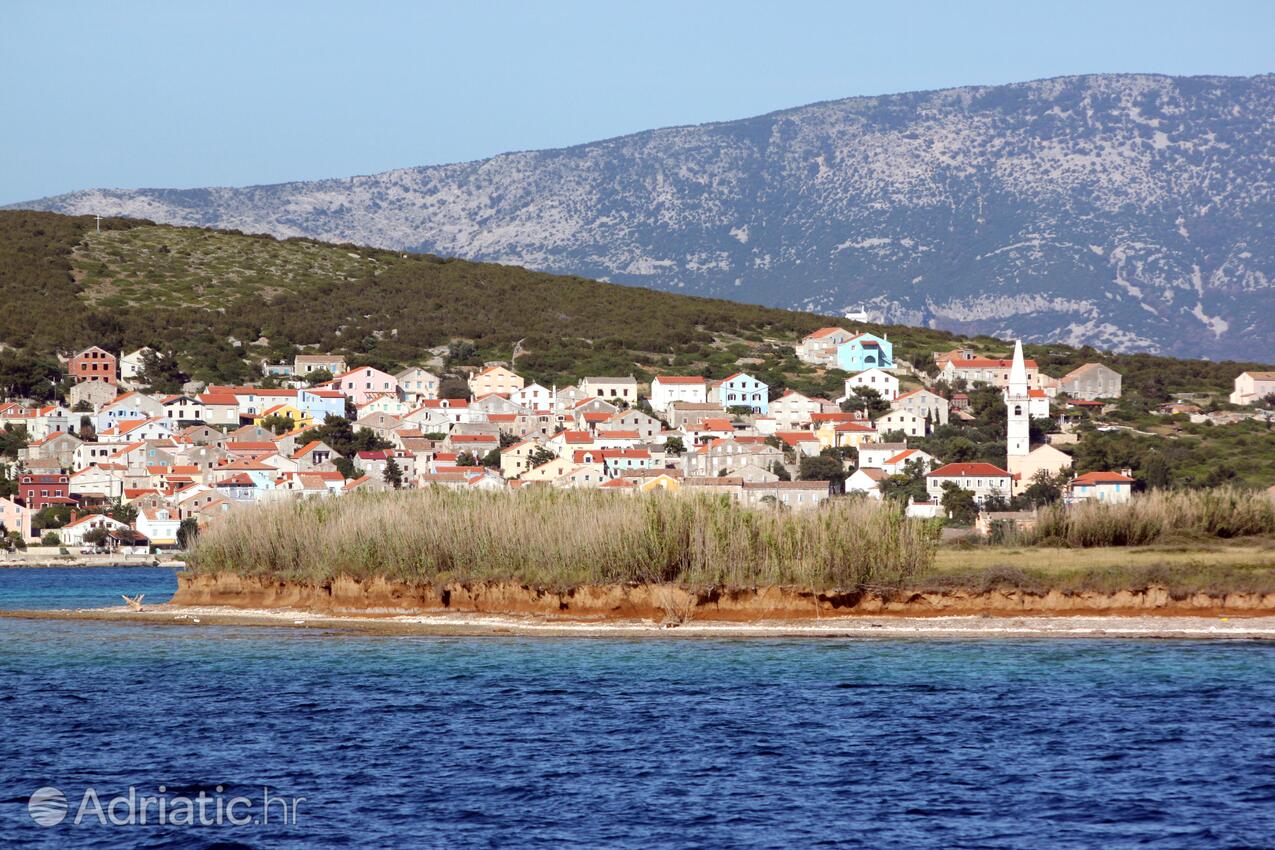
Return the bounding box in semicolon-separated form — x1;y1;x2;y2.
1018;488;1275;548
186;489;937;591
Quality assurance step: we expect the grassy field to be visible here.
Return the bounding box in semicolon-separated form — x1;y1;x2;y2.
186;489;936;591
73;226;385;310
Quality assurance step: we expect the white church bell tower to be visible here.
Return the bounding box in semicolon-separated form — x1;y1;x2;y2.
1006;339;1030;461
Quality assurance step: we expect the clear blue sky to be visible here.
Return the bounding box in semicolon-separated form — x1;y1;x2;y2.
3;0;1272;204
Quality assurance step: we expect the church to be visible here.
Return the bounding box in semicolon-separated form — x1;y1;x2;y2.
1005;340;1071;495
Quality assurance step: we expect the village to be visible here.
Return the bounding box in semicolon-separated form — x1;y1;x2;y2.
0;328;1272;555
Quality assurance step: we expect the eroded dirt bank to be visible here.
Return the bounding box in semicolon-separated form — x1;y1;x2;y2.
173;572;1275;620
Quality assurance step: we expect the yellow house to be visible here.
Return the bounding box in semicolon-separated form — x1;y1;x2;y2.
468;365;525;398
638;474;681;494
815;421;878;450
254;403;314;432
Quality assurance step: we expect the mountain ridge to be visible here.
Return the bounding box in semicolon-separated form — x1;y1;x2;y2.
11;72;1275;360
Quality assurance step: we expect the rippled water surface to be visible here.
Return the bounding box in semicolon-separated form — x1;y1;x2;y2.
1;567;1273;849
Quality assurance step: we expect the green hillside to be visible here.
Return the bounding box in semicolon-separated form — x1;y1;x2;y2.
3;210;1268;398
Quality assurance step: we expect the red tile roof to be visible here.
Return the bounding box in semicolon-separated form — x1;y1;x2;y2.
927;462;1011;478
1072;471;1135;485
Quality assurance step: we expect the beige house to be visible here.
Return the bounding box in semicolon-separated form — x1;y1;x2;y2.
941;357;1041;389
770;391;834;429
396;367;440;403
1231;371;1275;406
1060;363;1122;400
68;380;119;411
873;409;928;439
1007;444;1073;496
294;354;347;377
469;366;524;398
579;376;638;403
891;388;949;426
796;327;857;366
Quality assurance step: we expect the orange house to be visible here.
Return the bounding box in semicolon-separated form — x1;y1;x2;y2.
68;346;118;385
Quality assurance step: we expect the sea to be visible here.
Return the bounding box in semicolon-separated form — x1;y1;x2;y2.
0;566;1273;849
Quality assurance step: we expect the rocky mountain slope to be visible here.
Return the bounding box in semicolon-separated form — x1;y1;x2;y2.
12;73;1274;360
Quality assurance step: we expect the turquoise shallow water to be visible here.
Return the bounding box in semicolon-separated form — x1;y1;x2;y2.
1;567;1273;849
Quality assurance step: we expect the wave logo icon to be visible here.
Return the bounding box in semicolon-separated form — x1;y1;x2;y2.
28;786;68;827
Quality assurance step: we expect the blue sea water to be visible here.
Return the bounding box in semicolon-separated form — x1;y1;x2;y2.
0;568;1274;849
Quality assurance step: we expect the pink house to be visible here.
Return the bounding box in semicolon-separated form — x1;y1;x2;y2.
0;496;33;543
329;366;399;407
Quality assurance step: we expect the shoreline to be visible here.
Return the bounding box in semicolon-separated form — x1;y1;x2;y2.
5;604;1275;639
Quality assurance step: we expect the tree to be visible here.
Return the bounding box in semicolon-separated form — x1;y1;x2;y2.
1142;451;1171;490
881;458;929;505
41;531;61;546
108;500;138;525
798;454;845;486
842;386;891;418
481;448;502;469
139;349;188;394
258;414;294;435
455;451;480;467
939;482;977;526
177;517;200;550
770;461;791;481
304;368;334;386
78;415;96;442
439;376;470;399
83;526;109;546
1018;470;1066;509
0;425;30;460
527;447;557;469
334;456;361;480
33;505;71;530
383;455;403;489
664;436;685;456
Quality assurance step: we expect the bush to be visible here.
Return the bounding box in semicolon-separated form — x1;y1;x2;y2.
187;489;937;591
41;531;60;546
1016;488;1275;548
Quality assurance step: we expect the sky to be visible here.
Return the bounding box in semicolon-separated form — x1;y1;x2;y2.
2;0;1273;204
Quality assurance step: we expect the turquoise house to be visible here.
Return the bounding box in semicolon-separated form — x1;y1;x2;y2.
717;372;769;413
835;333;893;372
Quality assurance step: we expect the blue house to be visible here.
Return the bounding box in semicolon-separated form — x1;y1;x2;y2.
297;388;347;423
835;333;893;372
717;372;769;414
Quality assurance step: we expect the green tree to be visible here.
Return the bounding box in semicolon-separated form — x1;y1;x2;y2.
41;531;61;546
526;447;557;469
881;458;929;504
798;454;845;485
664;436;685;456
1142;451;1171;490
83;526;109;546
455;451;480;467
842;386;890;417
177;517;200;549
383;455;403;489
304;368;334;386
1018;470;1066;509
139;349;188;394
481;448;502;469
939;481;977;526
770;461;791;481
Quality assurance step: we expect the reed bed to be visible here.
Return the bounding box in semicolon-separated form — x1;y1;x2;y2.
186;489;937;591
1016;488;1275;548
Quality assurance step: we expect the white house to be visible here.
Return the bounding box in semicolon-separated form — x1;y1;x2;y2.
650;376;708;413
58;514;133;548
873;409;928;439
1069;471;1135;504
842;368;899;402
137;506;182;547
892;389;949;427
925;462;1014;505
1231;371;1275;406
